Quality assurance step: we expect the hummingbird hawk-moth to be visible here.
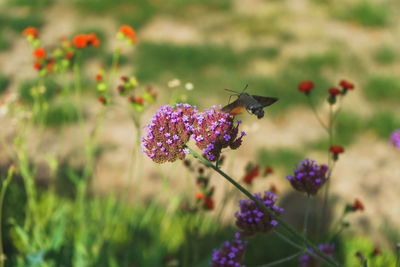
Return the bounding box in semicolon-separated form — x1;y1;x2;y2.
222;85;278;119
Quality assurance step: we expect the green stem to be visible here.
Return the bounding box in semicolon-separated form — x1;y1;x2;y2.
306;96;329;133
187;147;340;267
303;194;311;239
0;166;15;267
396;244;400;267
256;252;302;267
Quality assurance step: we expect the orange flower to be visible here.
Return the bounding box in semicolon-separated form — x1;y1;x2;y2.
195;192;205;200
33;47;46;59
22;26;38;38
136;96;144;105
119;25;137;43
73;34;88;48
87;33;100;47
95;73;103;82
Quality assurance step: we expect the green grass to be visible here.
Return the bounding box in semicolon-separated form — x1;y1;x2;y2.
6;0;54;8
364;75;400;103
0;30;9;51
374;45;396;65
257;148;305;173
334;0;391;27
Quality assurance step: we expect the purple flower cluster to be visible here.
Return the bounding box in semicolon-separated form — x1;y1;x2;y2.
210;235;247;267
286;159;329;195
390;129;400;148
300;243;335;267
234;191;283;237
193;105;245;161
141;104;197;163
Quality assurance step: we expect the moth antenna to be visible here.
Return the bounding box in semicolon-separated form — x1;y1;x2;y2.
242;84;249;92
224;88;239;95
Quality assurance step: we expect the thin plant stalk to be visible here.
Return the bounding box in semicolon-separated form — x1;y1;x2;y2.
256;251;303;267
187;147;340;267
0;166;15;267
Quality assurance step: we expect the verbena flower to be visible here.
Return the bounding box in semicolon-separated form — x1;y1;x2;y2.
300;244;335;267
193;105;245;161
286;159;329;195
390;129;400;148
210;235;247;267
235;191;283;237
142;104;197;163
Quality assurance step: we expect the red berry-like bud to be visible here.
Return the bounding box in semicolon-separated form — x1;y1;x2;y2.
95;74;102;82
65;51;74;60
33;62;42;70
121;76;128;82
33;47;46;59
129;96;136;103
339;80;354;90
330;145;344;160
351;198;364;211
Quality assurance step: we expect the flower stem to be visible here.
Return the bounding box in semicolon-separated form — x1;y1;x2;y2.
187;146;340;267
303;194;311;238
256;251;303;267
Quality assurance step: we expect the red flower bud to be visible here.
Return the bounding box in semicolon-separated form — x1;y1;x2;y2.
98;96;107;105
129;96;136;103
352;198;364;211
22;26;38;38
329;87;341;96
95;74;102;82
298;80;314;94
339;80;354;90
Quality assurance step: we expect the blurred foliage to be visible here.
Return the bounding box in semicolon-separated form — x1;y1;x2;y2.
257;148;305;172
0;73;10;94
334;0;391;27
0;30;9;51
366;110;400;139
19;79;60;104
364;75;400;103
374;45;397;65
41;100;80;126
6;0;54;9
0;14;43;33
75;0;231;29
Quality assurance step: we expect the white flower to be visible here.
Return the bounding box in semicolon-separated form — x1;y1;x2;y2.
168;78;181;88
185;82;194;91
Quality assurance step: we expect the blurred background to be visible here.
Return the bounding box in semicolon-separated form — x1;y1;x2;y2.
0;0;400;266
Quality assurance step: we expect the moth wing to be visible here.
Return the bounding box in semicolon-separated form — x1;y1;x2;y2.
252;95;278;107
222;99;246;115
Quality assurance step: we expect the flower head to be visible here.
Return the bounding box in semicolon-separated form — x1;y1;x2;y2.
286;159;329;195
193;106;245;161
351;198;364;212
118;25;137;43
73;34;88;48
33;47;46;59
142;104;198;163
87;33;100;47
330;145;344;160
328;87;341;104
298;80;314;94
300;244;335;267
339;80;354;95
210;236;247;267
22;26;38;39
390;129;400;148
235;191;283;237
